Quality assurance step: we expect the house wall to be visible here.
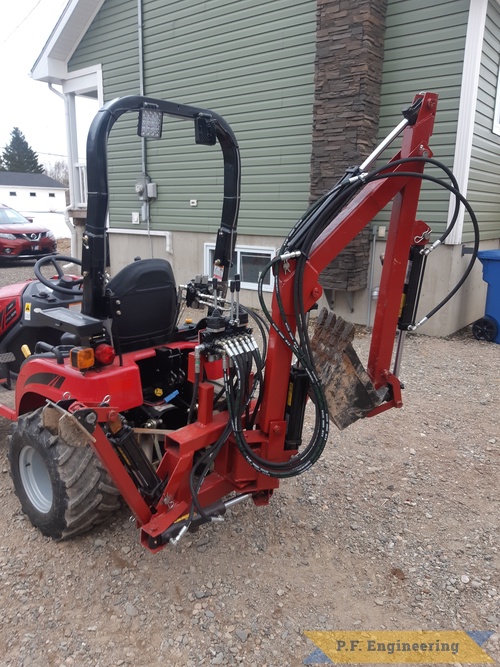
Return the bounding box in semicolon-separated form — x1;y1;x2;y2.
69;0;317;240
68;0;142;224
65;0;498;337
376;0;470;238
321;0;493;337
466;0;500;242
143;0;316;239
312;0;387;295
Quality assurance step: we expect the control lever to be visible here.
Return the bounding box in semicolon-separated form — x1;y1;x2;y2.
234;274;241;324
229;280;236;323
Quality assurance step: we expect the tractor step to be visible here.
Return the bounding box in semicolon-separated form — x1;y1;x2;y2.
310;309;383;429
0;352;16;389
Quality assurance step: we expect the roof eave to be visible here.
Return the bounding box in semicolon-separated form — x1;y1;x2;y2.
31;0;105;83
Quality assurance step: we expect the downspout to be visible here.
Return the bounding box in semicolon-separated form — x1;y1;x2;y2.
48;83;78;256
137;0;154;257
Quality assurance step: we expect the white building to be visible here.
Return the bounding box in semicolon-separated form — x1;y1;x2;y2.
0;172;69;238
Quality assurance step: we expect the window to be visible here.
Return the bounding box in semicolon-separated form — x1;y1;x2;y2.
204;243;275;291
30;192;36;197
49;192;55;198
9;191;16;196
494;61;500;135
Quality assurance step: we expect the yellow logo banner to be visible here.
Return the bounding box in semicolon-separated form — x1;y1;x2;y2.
304;630;494;663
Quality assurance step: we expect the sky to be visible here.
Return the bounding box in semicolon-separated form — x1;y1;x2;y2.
0;1;98;169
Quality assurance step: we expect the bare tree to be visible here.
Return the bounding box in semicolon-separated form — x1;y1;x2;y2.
44;160;70;188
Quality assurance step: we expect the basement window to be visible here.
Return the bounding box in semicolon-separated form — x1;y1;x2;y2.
204;243;275;291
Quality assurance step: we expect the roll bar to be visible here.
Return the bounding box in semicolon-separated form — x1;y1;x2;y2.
82;95;241;317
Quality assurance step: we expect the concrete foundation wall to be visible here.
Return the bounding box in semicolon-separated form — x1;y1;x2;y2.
107;229;282;310
320;239;500;337
107;229;499;337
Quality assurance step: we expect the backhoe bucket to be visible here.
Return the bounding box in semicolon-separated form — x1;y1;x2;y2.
310;309;383;429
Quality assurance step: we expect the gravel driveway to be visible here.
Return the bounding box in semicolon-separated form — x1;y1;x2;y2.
0;252;498;667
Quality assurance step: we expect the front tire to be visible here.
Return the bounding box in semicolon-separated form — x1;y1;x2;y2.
8;408;121;540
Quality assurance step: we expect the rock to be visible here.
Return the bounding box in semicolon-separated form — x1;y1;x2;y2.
460;575;470;584
125;602;138;617
235;629;249;643
374;598;385;606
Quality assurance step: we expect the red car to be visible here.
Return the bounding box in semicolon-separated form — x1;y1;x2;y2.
0;204;57;259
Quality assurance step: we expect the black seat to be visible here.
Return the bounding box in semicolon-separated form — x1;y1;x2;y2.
106;258;177;352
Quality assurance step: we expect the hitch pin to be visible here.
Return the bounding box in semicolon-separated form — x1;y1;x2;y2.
280;250;301;262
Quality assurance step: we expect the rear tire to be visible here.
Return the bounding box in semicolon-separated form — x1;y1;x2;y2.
8;408;121;540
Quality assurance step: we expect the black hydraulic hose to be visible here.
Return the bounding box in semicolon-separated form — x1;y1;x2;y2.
240;305;269;363
188;422;232;522
361;169;479;324
228;346;328;477
247;346;265;429
365;156;461;243
186;371;200;424
254;152;478;478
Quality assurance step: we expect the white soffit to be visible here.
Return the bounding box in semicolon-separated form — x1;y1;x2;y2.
31;0;105;83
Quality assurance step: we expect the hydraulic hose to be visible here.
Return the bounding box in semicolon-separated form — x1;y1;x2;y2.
254;152;478;478
360;167;479;326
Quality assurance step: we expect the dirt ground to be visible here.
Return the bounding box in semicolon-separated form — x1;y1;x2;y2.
0;254;498;667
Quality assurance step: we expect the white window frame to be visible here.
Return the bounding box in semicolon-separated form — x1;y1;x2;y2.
494;62;500;135
204;243;276;292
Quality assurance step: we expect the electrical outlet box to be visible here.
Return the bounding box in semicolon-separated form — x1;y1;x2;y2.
190;199;198;207
132;211;140;224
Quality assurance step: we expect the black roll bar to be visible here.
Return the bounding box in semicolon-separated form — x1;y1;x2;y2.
82;95;241;318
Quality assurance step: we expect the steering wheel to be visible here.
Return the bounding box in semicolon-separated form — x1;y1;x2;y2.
34;255;83;295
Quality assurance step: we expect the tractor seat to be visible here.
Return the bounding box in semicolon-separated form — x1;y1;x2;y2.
106;258;178;352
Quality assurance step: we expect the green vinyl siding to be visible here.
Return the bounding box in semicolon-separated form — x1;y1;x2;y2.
377;0;469;237
68;0;316;236
143;0;316;236
467;0;500;242
69;0;143;226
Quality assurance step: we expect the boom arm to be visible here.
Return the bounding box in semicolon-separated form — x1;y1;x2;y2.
258;92;438;430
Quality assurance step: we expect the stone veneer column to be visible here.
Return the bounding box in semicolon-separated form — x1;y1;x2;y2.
311;0;387;292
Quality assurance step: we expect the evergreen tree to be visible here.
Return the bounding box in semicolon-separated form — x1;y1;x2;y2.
1;127;44;173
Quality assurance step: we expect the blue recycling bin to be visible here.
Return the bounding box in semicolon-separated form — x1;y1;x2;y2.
473;249;500;343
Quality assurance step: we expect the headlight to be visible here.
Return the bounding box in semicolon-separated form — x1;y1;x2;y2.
46;231;56;240
0;233;16;240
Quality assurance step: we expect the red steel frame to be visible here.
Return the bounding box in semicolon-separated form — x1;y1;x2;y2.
259;91;437;429
3;93;438;551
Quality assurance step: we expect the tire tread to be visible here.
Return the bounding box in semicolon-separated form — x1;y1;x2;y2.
9;408;121;540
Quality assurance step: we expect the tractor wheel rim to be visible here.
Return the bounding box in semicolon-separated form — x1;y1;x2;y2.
19;446;53;513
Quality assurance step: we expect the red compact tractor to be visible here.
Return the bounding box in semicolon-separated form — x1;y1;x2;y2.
0;92;477;551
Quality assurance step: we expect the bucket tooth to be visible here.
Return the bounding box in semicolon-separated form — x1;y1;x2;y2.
310;308;383;430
